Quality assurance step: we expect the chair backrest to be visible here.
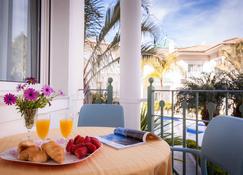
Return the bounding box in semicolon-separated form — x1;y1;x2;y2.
78;104;125;127
201;116;243;175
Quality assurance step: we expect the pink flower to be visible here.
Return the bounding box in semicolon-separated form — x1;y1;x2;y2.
24;88;38;101
4;93;17;105
41;85;54;96
25;77;37;85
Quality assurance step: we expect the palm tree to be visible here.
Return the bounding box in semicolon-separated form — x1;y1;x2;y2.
221;41;243;73
84;0;161;94
226;71;243;117
142;53;179;88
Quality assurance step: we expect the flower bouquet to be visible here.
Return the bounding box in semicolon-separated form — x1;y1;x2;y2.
3;77;63;138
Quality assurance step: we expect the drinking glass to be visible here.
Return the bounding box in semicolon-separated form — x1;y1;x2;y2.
59;112;73;139
36;113;50;140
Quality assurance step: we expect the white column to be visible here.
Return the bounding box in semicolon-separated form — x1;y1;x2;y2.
120;0;141;129
68;0;84;113
50;0;84;113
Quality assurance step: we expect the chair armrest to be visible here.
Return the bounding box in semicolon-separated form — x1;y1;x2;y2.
171;147;201;157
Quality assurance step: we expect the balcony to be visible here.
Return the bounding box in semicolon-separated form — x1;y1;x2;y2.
0;0;243;175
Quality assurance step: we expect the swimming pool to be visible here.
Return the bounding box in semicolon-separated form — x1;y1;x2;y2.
160;116;206;146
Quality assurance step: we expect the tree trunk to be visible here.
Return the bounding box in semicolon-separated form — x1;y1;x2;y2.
160;78;163;89
201;104;220;125
232;102;242;118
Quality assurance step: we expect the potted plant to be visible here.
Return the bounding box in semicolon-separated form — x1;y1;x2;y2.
3;77;63;139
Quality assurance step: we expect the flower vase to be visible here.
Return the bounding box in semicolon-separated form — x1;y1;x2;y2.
23;109;37;140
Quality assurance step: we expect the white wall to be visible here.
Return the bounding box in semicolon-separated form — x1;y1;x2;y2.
50;0;69;94
50;0;84;112
0;0;84;138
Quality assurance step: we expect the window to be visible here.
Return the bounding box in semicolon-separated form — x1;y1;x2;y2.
187;64;203;78
188;64;203;73
0;0;41;82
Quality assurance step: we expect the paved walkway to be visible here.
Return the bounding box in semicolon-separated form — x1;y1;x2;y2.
173;151;201;175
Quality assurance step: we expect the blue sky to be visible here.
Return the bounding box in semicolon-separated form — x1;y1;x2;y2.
13;0;243;47
104;0;243;47
151;0;243;47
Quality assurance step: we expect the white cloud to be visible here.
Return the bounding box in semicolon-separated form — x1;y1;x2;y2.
151;0;243;47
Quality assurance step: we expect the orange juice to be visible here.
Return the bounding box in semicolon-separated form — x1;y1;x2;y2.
60;118;73;138
36;119;50;140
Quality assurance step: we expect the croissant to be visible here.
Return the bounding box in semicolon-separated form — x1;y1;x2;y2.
17;140;36;153
28;149;48;163
18;146;39;161
42;140;64;163
18;145;48;163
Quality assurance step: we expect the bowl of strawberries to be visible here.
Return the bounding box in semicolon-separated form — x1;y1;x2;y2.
66;135;102;160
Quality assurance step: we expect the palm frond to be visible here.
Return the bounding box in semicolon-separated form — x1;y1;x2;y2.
141;0;151;14
84;0;166;89
141;43;160;59
86;57;120;85
85;0;104;38
86;0;120;69
98;0;120;42
95;32;120;66
141;16;161;44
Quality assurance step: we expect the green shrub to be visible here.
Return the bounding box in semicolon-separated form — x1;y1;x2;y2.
91;92;106;104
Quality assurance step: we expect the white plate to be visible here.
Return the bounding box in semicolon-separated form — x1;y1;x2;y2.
0;139;102;166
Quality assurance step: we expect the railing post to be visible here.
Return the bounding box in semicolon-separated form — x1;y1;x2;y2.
207;102;216;121
147;78;154;132
159;100;165;138
195;92;199;175
206;102;216;175
107;77;113;104
182;101;188;175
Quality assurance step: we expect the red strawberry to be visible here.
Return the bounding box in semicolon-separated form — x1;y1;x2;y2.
85;142;97;153
74;135;85;144
66;139;74;152
74;135;81;143
77;137;85;144
84;136;91;143
74;146;88;159
90;137;101;148
70;143;84;154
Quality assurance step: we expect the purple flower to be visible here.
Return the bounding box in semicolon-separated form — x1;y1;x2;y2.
25;77;37;85
4;93;17;105
16;84;25;92
24;88;38;101
16;84;22;92
41;85;54;96
58;90;64;96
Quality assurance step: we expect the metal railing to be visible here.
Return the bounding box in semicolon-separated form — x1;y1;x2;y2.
146;78;243;175
79;77;114;104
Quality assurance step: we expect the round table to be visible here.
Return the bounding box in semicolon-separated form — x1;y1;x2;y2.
0;127;172;175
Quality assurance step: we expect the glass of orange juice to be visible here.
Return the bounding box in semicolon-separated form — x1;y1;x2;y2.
59;113;73;139
36;113;50;140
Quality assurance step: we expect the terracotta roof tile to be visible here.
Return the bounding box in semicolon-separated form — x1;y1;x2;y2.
176;45;213;52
